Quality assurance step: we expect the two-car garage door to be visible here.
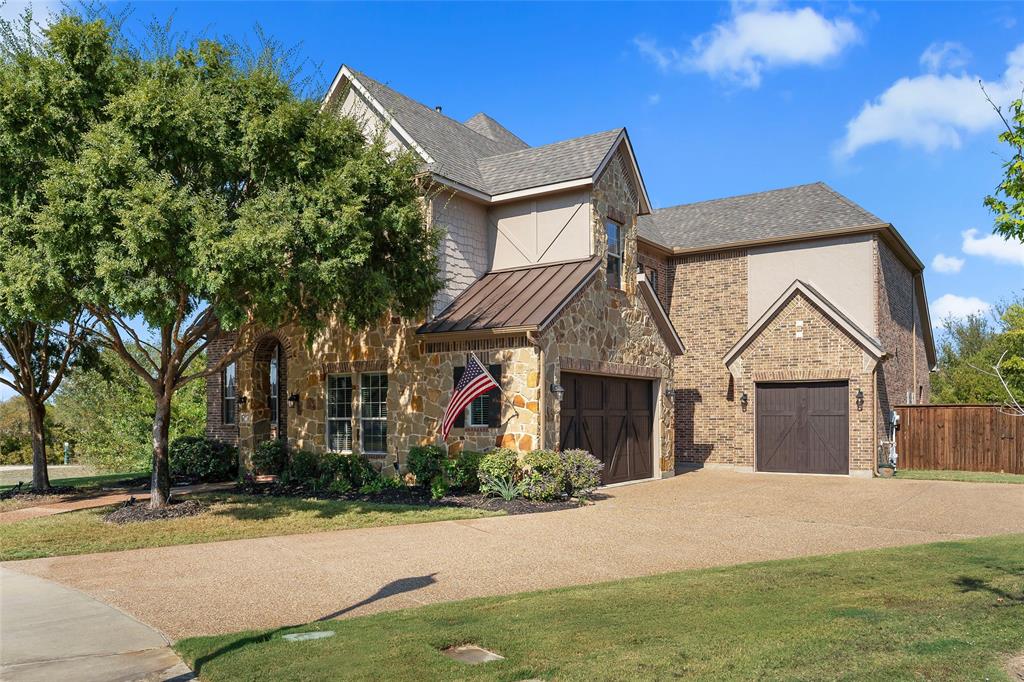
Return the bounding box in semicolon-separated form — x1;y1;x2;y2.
558;373;653;485
756;381;849;474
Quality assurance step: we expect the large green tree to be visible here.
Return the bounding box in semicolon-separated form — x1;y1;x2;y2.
0;10;128;491
40;24;441;507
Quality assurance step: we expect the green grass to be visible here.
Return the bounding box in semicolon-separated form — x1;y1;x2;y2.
895;469;1024;484
0;470;147;491
0;494;500;561
175;535;1024;681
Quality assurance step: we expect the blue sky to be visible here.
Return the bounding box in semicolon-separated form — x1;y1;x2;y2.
2;1;1023;400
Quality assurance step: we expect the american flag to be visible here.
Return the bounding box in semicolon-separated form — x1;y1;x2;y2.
441;353;499;439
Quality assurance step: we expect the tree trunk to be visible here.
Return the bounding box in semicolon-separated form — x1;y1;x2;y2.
149;396;172;508
27;399;50;493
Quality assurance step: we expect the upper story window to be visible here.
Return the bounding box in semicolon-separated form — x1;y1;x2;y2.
222;362;237;425
647;266;658;295
606;218;623;289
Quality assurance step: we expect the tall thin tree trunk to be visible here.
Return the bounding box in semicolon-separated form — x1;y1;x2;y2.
27;398;50;493
150;396;172;508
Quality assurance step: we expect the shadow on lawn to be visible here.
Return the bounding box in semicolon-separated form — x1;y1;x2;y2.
189;574;438;675
954;575;1024;604
206;496;430;521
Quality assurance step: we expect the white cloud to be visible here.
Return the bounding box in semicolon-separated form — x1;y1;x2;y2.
635;3;860;88
837;43;1024;158
647;93;662;106
931;253;965;273
0;1;59;26
930;293;991;326
961;228;1024;266
919;41;970;73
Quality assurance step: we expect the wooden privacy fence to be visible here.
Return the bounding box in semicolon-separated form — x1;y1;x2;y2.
894;404;1023;474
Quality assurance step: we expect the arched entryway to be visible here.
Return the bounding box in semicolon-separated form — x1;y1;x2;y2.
251;337;287;445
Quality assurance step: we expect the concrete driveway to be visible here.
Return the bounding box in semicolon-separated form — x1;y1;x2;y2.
4;470;1023;640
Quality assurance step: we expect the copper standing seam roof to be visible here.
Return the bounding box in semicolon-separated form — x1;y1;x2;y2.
417;256;602;335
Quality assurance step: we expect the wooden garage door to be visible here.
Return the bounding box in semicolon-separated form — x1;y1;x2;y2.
756;381;849;474
559;373;653;485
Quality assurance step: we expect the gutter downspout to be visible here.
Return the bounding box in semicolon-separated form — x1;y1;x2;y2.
527;330;545;450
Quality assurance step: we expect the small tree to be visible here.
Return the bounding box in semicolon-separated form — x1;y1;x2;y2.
983;85;1024;243
0;10;127;491
40;23;441;507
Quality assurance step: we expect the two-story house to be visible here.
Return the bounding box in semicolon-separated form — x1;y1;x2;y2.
206;67;933;483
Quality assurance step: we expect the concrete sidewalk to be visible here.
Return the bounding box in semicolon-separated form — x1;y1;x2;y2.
0;567;193;681
5;470;1022;640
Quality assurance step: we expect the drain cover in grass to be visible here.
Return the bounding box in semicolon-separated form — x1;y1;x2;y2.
282;631;336;642
441;644;505;664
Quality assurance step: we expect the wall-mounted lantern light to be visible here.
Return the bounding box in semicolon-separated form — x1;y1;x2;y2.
238;394;248;407
664;387;674;400
739;392;748;410
550;382;565;402
856;388;865;411
287;393;300;409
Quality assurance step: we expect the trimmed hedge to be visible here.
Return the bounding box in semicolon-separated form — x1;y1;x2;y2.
251;439;287;476
169;436;237;482
477;447;604;500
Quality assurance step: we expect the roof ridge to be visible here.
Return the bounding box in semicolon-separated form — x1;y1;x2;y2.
350;69;519;155
479;128;623;162
653;181;828;213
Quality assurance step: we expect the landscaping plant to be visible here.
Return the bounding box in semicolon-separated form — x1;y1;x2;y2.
486;474;528;501
559;449;603;498
477;447;520;495
251;439;288;477
443;450;484;492
169;436;238;483
519;449;564;501
320;452;378;491
285;450;321;486
406;445;445;487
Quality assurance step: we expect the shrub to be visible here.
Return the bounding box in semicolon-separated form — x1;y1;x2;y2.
251;439;287;476
286;450;321;485
320;452;377;490
444;450;484;492
169;436;237;482
520;449;564;501
477;447;520;495
407;445;445;488
430;474;449;500
358;474;401;495
560;449;603;498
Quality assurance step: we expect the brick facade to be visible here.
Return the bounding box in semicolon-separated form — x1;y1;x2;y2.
670;250;749;466
206;333;239;446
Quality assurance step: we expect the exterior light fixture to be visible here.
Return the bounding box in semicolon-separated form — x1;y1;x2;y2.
664;387;674;399
287;393;300;409
550;382;565;402
739;392;748;410
856;388;865;411
238;394;248;407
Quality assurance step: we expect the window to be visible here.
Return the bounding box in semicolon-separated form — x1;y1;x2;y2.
606;218;623;289
326;375;353;452
647;267;658;294
467;394;489;427
222;362;237;425
269;345;280;429
360;373;388;453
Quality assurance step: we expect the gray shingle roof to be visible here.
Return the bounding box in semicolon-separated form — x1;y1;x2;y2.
349;70;622;197
638;182;883;250
464;112;529;150
478;129;623;195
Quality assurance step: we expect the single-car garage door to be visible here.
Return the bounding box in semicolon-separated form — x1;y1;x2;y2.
559;373;653;485
756;381;849;474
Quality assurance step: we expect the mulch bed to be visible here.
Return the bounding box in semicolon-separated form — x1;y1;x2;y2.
103;498;206;524
0;484;77;501
238;481;588;515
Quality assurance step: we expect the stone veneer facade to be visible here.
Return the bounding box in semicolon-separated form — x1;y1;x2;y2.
206;142;677;476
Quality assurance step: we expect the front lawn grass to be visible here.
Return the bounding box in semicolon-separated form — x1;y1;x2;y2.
176;534;1024;682
0;493;500;561
896;469;1024;484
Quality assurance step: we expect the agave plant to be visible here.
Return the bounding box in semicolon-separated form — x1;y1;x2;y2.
488;474;528;501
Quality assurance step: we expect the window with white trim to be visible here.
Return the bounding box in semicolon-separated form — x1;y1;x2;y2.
606;218;622;289
326;375;353;452
360;373;388;453
269;345;280;429
646;267;658;295
222;362;237;425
